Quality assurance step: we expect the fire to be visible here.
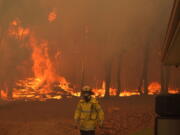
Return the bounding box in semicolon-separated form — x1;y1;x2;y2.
92;81;105;97
109;88;117;96
1;18;180;101
0;90;8;100
169;89;179;94
92;81;139;97
148;82;161;95
120;90;140;97
11;35;76;100
48;8;57;23
8;19;30;40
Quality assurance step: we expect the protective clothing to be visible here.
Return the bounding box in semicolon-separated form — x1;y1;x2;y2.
80;130;95;135
74;98;104;131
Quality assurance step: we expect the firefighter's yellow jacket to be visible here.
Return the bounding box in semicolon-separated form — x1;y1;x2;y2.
74;98;104;131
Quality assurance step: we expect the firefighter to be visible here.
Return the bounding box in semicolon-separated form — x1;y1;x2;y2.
74;85;104;135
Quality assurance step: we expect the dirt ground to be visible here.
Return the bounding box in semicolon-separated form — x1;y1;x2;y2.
0;96;155;135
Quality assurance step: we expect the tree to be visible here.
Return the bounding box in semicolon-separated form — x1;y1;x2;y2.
161;65;170;94
116;53;122;96
104;58;112;97
138;45;150;95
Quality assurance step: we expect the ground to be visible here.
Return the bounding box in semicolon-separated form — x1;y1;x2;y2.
0;96;155;135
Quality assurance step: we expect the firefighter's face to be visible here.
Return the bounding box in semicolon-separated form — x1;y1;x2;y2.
82;92;91;102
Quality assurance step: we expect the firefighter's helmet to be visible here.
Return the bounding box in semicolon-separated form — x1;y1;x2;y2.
81;85;93;95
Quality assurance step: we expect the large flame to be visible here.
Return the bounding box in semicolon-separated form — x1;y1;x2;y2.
12;35;76;100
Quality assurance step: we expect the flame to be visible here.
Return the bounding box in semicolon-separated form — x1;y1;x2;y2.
120;90;140;97
10;34;76;101
0;90;8;99
8;19;30;40
48;8;57;23
169;89;179;94
92;81;105;97
148;82;161;95
92;81;139;97
1;19;180;101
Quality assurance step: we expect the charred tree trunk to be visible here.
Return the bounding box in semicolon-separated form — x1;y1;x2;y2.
105;60;112;97
161;64;165;94
164;66;170;94
116;54;122;96
161;65;170;94
138;45;149;95
7;79;14;99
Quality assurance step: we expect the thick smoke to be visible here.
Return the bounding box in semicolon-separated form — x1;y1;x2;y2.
0;0;178;92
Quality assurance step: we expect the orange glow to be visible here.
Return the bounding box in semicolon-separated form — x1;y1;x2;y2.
169;89;179;94
10;35;76;101
0;90;8;99
8;19;30;40
1;19;180;101
92;81;105;97
109;88;117;96
120;90;140;97
48;8;57;23
148;82;161;95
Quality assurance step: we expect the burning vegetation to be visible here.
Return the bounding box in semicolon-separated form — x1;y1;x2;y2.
0;0;179;101
0;16;180;101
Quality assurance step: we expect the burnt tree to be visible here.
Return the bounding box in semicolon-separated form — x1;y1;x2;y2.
116;53;122;96
138;45;150;95
161;65;170;94
104;59;112;97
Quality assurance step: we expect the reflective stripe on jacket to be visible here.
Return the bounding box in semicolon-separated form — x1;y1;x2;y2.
74;98;104;131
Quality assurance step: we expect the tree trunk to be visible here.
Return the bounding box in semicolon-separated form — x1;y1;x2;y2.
161;65;170;94
7;79;14;99
116;54;122;96
164;66;170;94
138;45;149;95
161;64;165;94
105;60;112;97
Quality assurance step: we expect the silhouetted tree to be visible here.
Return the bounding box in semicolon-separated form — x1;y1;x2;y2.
138;45;150;95
161;65;170;94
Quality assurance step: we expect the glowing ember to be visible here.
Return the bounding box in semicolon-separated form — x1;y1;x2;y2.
48;8;57;23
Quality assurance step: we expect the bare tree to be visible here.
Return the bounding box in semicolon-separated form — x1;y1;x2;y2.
116;53;122;96
161;65;170;94
138;45;150;95
104;58;112;97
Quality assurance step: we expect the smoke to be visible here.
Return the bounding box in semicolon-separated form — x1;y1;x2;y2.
0;0;177;90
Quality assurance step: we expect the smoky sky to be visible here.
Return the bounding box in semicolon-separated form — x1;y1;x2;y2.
0;0;179;90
